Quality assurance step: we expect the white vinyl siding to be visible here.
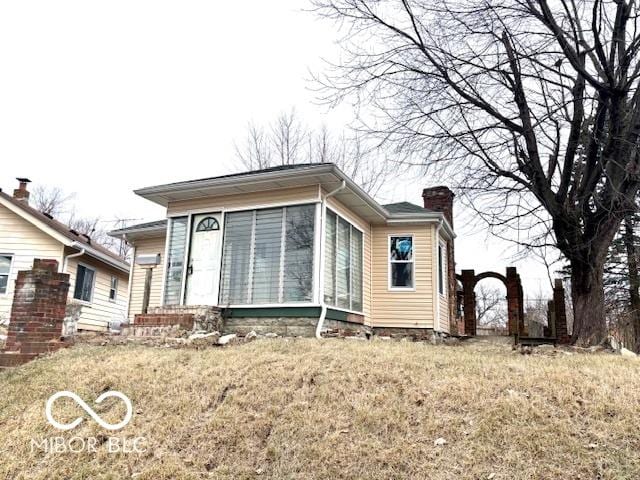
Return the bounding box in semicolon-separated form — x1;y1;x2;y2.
324;209;363;313
220;205;315;305
164;216;188;305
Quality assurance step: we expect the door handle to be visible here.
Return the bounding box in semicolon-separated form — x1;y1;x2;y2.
188;264;193;276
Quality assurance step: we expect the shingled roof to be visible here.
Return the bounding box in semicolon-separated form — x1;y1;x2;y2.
0;190;129;272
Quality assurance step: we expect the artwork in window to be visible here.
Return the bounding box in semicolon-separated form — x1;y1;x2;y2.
196;217;220;232
390;236;414;289
0;255;11;295
390;236;413;261
74;264;95;302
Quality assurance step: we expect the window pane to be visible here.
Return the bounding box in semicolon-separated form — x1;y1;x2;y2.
0;255;10;295
164;217;188;305
74;265;94;302
336;217;351;309
0;255;10;275
109;276;118;301
252;208;283;304
351;228;363;312
284;205;315;302
220;211;253;304
390;236;413;260
323;210;336;304
391;263;413;288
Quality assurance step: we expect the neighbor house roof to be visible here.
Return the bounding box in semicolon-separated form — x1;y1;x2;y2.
0;190;129;273
119;163;454;239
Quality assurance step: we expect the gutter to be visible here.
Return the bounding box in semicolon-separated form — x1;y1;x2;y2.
62;242;86;273
315;179;347;339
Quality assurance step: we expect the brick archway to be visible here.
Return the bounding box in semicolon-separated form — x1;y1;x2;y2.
456;267;524;336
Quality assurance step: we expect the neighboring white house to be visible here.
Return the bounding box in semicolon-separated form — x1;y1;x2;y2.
0;178;130;331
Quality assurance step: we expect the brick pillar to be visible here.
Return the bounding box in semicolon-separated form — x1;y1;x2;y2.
3;259;70;356
460;269;476;336
506;267;521;336
553;279;570;344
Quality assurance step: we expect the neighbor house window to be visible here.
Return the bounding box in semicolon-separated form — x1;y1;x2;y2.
0;255;12;294
219;204;315;305
109;276;118;302
324;210;363;312
389;236;414;289
438;241;446;296
74;264;95;302
164;216;188;305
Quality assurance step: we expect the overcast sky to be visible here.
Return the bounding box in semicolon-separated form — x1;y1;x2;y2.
0;0;559;296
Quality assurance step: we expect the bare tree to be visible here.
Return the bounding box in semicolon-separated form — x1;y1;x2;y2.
234;109;393;196
313;0;640;346
475;284;507;328
30;185;74;217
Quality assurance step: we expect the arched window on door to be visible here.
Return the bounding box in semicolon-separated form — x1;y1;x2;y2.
196;217;220;232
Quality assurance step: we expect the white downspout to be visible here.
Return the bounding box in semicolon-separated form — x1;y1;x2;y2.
316;180;347;339
62;242;86;273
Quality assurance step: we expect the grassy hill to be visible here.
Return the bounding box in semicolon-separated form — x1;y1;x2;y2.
0;339;639;479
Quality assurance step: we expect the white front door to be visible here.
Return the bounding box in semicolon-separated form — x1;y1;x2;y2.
185;213;223;305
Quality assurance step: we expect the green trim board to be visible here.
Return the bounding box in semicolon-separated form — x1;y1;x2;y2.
225;306;364;324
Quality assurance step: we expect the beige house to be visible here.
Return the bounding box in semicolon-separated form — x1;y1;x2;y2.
111;164;456;335
0;179;130;331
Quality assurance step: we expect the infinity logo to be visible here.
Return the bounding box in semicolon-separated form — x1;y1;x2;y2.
45;391;133;431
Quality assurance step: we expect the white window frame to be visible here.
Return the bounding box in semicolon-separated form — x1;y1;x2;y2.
109;276;118;303
438;240;447;297
220;204;317;307
388;234;416;291
0;253;14;296
73;262;96;304
324;206;365;315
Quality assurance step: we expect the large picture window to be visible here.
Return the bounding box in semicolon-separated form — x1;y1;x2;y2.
324;209;363;312
164;216;188;305
219;204;316;305
389;236;414;289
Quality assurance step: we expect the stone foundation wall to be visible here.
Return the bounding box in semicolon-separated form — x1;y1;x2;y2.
224;316;371;337
146;305;222;331
372;326;436;340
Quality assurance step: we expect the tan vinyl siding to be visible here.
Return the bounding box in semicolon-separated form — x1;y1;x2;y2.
0;204;64;324
325;196;372;325
128;235;166;321
167;185;320;216
65;253;129;331
371;224;435;328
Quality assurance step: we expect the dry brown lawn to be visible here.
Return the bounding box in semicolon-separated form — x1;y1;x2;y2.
0;339;639;479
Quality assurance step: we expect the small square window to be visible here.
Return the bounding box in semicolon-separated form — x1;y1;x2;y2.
0;255;12;295
109;276;118;302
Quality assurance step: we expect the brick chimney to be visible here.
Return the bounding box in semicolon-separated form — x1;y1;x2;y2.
13;178;31;203
422;186;454;226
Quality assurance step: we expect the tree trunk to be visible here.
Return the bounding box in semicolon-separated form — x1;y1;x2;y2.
570;259;608;346
622;215;640;352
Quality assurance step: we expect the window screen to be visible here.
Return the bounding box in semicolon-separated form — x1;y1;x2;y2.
0;255;12;295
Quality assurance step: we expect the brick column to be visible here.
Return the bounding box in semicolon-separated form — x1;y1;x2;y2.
460;269;476;336
553;279;571;344
506;267;521;336
3;259;70;358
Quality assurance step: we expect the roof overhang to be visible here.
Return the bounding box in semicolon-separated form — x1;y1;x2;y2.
109;222;167;242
